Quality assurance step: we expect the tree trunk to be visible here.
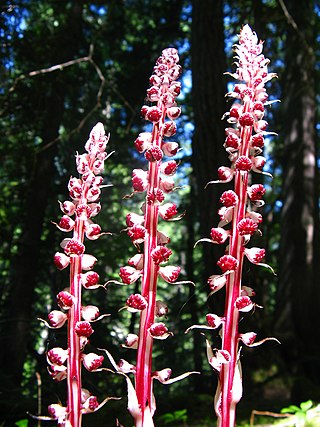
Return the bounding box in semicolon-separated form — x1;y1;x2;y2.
276;0;320;401
191;0;227;305
0;0;84;400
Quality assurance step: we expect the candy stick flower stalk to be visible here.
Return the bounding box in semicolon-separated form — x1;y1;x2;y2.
115;48;196;427
39;123;112;427
189;25;278;427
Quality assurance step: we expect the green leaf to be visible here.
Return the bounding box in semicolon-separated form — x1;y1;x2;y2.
281;404;300;413
15;420;28;427
300;400;313;412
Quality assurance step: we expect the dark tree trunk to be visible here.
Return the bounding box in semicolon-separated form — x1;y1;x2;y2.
0;1;84;400
191;0;227;304
275;0;320;401
190;0;227;391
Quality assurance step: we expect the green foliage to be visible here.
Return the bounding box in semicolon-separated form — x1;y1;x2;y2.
158;409;188;425
281;400;314;425
14;421;28;427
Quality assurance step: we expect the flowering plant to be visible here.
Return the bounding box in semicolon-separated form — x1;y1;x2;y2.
188;25;278;427
38;123;113;427
108;48;197;427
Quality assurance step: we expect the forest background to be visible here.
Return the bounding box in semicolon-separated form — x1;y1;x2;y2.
0;0;319;426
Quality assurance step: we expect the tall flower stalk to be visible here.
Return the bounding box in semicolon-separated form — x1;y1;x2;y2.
189;25;277;427
114;48;195;427
40;123;112;427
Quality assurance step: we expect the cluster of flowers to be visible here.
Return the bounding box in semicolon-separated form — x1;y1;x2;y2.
117;48;192;426
189;25;277;427
43;123;110;426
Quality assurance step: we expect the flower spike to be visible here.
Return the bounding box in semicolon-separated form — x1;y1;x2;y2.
41;123;113;427
119;47;186;427
193;26;277;427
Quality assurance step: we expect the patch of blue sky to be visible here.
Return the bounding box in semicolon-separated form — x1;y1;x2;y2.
89;5;107;16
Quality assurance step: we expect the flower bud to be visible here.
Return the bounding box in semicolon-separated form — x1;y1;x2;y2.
146;106;162;123
220;190;238;207
82;395;99;412
128;254;144;270
53;252;70;270
75;321;94;337
85;223;102;240
159;203;178;220
48;404;67;420
160;177;175;193
132;169;148;192
160;160;177;176
163;121;177;137
47;347;68;366
48;310;68;328
149;322;172;339
235;156;252;171
76;204;92;219
63;239;85;256
206;314;224;328
126;212;144;227
57;215;75;232
151;246;172;265
127;224;146;244
217;166;234;182
244;247;265;264
250;133;264;148
126;294;147;312
217;255;238;273
48;364;68;382
235;296;253;312
210;227;230;244
147;86;160;102
145;146;163;162
81;305;100;321
81;254;98;270
162;141;179;157
158;265;181;283
239;332;257;345
155;300;168;317
166;107;181;120
207;274;227;293
134;132;152;153
247;184;266;201
123;333;139;349
239;112;255;126
87;186;101;202
57;291;74;310
153;368;172;383
118;359;136;373
119;266;142;285
237;218;258;236
82;353;104;371
59;200;76;216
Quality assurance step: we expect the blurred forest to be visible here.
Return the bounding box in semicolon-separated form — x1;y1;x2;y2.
0;0;319;426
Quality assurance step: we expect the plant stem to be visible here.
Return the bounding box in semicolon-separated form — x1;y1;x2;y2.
219;99;253;427
135;118;163;425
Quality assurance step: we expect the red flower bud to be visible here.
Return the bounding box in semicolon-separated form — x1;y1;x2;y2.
53;252;70;270
75;321;93;337
145;146;163;162
217;255;238;273
151;246;172;265
239;112;255;126
220;190;238;207
57;291;74;310
146;106;162;123
235;156;252;171
64;239;85;256
126;294;147;311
